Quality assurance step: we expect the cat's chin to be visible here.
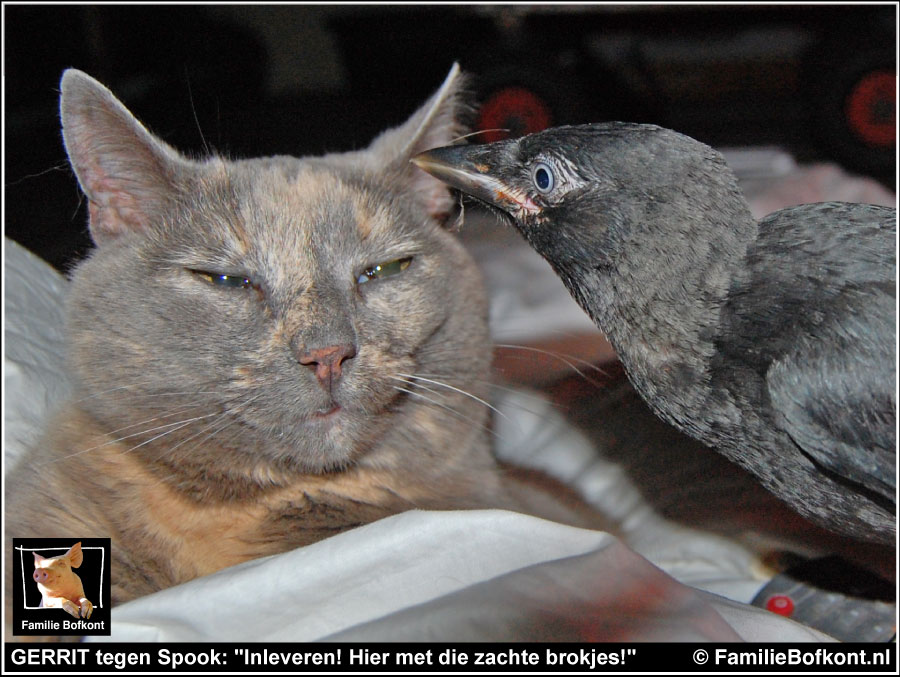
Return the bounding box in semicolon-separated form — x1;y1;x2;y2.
257;404;389;475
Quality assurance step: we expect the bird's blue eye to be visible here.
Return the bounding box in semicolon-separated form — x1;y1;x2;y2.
532;162;555;193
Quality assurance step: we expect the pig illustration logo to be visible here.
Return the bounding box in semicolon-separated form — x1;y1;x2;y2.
12;537;110;636
32;542;93;619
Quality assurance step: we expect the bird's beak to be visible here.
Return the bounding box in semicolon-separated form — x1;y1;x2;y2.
412;143;537;215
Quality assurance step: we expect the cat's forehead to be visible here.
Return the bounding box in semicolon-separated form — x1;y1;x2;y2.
187;158;420;294
218;158;399;243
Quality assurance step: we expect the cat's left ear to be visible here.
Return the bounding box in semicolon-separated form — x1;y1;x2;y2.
366;63;469;222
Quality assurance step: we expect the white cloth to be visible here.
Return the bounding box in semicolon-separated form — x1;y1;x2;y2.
83;510;829;643
3;237;71;475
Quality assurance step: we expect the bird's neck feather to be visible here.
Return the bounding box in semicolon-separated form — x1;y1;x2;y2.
553;183;757;428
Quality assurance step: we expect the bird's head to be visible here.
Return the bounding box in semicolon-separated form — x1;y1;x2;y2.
411;125;604;229
412;122;749;273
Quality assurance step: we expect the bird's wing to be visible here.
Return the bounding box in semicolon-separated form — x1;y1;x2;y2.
766;281;896;500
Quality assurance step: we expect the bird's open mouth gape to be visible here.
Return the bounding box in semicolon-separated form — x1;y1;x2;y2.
493;185;542;217
461;183;542;225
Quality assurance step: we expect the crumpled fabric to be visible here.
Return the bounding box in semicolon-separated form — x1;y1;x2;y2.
81;510;830;642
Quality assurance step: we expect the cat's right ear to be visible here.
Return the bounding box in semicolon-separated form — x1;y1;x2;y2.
60;69;192;245
363;63;470;223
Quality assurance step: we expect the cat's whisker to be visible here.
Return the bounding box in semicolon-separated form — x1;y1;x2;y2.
160;394;263;458
72;381;159;403
120;419;198;454
482;380;553;400
389;373;461;401
392;384;459;415
392;373;509;422
401;372;551;409
523;327;603;343
391;385;504;441
492;343;610;387
447;128;510;144
493;344;610;377
183;70;212;156
5;160;73;187
39;413;223;467
142;411;251;491
128;390;224;399
137;406;252;487
162;414;235;459
482;381;568;412
96;402;211;440
73;380;224;403
54;389;241;463
98;414;221;448
405;375;567;428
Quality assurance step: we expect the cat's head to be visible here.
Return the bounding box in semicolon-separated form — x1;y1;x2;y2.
59;66;492;493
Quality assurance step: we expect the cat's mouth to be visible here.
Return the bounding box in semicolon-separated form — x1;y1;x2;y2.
313;404;342;419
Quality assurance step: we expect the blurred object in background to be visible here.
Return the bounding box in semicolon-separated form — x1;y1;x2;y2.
331;4;895;173
4;4;895;273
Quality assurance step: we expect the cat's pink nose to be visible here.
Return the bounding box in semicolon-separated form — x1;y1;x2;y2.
298;344;357;391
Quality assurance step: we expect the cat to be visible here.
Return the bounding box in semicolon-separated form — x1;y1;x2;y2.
5;65;611;639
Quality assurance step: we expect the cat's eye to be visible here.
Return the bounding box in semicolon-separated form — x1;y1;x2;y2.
532;161;555;193
357;257;412;285
190;270;254;290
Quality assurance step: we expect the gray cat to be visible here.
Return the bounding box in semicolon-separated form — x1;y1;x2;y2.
5;65;609;636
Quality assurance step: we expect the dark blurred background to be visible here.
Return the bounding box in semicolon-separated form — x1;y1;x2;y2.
5;4;896;272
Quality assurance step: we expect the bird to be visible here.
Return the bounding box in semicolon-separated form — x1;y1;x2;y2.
412;122;896;544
